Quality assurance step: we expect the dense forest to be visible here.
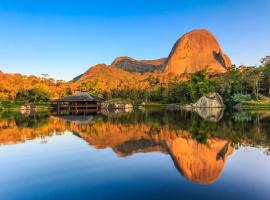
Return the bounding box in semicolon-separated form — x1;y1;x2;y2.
104;55;270;106
0;56;269;107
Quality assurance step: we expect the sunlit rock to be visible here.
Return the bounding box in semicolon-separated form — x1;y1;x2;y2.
192;93;225;108
181;93;225;122
163;29;231;75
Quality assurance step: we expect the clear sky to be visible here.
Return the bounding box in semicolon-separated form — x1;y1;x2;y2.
0;0;269;81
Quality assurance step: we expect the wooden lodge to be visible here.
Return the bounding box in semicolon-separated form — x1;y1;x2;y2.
51;92;103;113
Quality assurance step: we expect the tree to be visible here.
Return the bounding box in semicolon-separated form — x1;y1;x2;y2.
211;66;246;105
16;88;51;102
77;79;105;96
260;55;270;66
245;68;263;100
261;63;270;96
188;70;214;102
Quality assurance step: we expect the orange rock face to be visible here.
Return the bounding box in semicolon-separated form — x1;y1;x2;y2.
166;137;234;184
163;29;231;75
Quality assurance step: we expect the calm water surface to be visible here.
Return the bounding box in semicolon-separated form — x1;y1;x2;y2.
0;109;270;200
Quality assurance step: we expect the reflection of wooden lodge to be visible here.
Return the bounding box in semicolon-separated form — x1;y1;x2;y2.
53;114;100;124
51;92;103;113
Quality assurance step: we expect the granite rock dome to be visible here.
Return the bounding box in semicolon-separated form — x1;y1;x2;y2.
163;29;231;75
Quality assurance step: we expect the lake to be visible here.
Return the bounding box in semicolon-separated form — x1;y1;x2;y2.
0;108;270;200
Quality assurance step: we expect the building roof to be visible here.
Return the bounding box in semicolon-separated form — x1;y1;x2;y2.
53;92;103;102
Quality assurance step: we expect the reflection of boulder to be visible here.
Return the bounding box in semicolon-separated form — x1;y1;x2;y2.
194;107;224;122
165;137;233;184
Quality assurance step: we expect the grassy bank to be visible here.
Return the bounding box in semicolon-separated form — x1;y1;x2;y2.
237;100;270;110
0;101;24;111
138;102;169;108
0;101;50;112
103;99;169;107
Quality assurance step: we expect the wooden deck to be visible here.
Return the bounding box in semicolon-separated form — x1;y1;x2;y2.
51;102;101;113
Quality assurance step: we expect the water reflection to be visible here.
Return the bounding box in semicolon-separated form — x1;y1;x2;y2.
182;106;225;122
0;109;270;185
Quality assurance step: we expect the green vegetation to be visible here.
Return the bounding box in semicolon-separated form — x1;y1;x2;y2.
238;101;270;109
0;101;24;111
1;108;270;152
100;70;213;105
103;98;131;104
15;114;50;128
77;79;105;96
1;55;270;110
100;56;270;109
0;101;50;112
101;108;270;150
0;88;51;112
140;102;168;108
16;88;51;102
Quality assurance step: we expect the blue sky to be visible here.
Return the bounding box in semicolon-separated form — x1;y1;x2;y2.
0;0;269;81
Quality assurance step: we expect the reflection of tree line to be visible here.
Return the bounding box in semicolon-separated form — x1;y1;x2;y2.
0;110;269;184
101;109;270;149
0;113;66;144
0;110;270;149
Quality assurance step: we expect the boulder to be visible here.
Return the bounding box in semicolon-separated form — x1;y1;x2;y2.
192;93;225;108
180;93;225;122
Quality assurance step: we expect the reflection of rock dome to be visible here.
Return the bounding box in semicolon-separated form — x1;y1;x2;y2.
166;137;233;184
73;122;234;184
0;113;235;185
113;138;165;157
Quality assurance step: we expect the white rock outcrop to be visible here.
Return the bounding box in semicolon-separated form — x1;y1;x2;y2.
192;93;224;108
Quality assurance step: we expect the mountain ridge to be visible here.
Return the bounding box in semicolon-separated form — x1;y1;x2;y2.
111;56;166;73
74;29;231;84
